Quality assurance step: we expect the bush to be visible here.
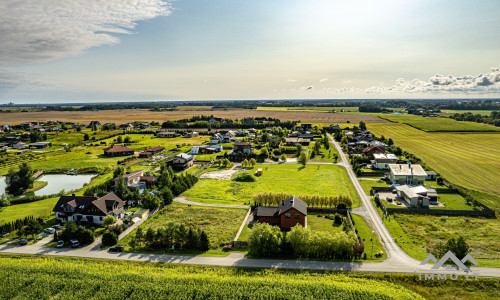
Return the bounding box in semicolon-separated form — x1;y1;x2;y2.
231;172;256;182
248;223;283;257
102;232;118;246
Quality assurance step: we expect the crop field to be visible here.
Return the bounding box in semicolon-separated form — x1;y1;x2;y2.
440;109;494;116
119;204;248;253
368;123;500;204
379;114;500;132
0;108;388;124
181;164;361;207
256;106;359;113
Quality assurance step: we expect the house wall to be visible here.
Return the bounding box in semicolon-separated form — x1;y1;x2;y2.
257;216;280;225
280;208;306;229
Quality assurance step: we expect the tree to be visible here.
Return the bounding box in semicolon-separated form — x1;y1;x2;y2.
296;145;302;156
135;227;144;244
455;236;470;260
83;133;90;141
259;148;268;157
248;223;283;257
353;240;365;259
249;158;257;167
199;230;210;251
142;193;162;210
323;135;330;149
5;162;34;195
359;121;366;131
103;215;116;227
333;153;339;163
113;166;124;179
128;236;137;249
160;187;174;205
314;141;321;153
24;219;42;239
145;228;156;247
185;228;199;249
102;231;118;246
124;136;131;143
53;230;58;242
279;154;287;162
299;152;307;167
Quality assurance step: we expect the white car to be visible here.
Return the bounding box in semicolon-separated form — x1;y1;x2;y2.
389;184;400;188
44;228;56;234
56;240;64;248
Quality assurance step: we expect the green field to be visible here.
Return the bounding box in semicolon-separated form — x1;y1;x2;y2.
182;164;361;206
351;214;384;260
119;204;248;254
379;114;500;132
256;106;359;113
368;123;500;206
440;109;494;116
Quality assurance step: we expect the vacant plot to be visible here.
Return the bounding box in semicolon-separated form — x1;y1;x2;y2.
199;166;242;180
307;214;345;233
182;164;361;207
119;204;247;253
379;114;500;132
0;109;388;125
369;123;500;203
0;196;57;226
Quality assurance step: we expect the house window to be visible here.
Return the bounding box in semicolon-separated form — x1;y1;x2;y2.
295;214;300;219
100;217;103;221
285;213;291;218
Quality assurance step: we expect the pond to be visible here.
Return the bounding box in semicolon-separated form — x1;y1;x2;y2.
0;174;96;197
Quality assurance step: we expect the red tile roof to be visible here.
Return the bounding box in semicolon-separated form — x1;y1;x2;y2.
103;145;134;153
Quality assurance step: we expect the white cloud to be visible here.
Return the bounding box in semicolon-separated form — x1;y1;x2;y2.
0;0;171;66
319;78;328;83
367;67;500;94
0;70;38;89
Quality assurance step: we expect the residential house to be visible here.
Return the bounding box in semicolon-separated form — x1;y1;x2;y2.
344;131;355;138
136;123;150;130
394;185;437;208
157;131;179;138
209;117;223;124
388;164;427;185
298;133;315;141
362;145;386;157
425;171;438;180
372;153;397;169
235;130;249;137
298;124;312;130
53;192;125;225
119;123;134;131
88;121;101;128
254;196;307;230
247;128;257;133
12;142;26;149
284;138;310;146
322;124;341;133
183;131;199;138
103;145;134;157
210;133;223;144
165;153;194;170
242;118;252;125
138;146;165;158
28;142;52;149
113;170;157;192
51;126;62;131
191;144;223;155
368;140;388;148
231;142;253;154
220;130;236;142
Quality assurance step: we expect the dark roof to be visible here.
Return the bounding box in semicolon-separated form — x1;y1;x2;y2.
103;145;134;153
53;192;125;216
362;145;385;153
255;196;307;217
234;142;253;146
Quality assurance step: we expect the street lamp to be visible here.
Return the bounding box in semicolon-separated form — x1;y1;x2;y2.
371;230;374;258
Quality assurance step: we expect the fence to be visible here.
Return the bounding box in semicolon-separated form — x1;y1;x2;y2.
370;186;459;195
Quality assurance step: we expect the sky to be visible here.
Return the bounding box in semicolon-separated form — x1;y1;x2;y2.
0;0;499;104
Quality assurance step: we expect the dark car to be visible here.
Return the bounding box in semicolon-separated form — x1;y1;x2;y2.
52;224;61;230
109;246;124;252
19;238;28;246
69;239;80;248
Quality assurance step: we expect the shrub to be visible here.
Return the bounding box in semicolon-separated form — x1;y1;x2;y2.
248;223;283;257
102;232;118;246
231;172;256;182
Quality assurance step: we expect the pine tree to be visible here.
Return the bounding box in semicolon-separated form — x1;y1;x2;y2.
198;230;210;251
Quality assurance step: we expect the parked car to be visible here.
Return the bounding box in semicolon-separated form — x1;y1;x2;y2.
389;184;400;188
108;246;124;252
386;197;393;202
44;228;56;234
0;233;10;238
380;177;389;182
56;240;64;248
69;239;80;248
125;212;133;217
19;238;28;246
52;224;61;230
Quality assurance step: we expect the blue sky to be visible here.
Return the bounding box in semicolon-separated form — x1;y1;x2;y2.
0;0;499;103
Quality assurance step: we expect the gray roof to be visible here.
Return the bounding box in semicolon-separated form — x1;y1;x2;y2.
255;206;279;217
255;196;307;217
177;153;193;160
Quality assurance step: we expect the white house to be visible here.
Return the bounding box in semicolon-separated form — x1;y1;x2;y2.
372;153;398;169
191;144;223;155
388;164;427;185
394;185;437;208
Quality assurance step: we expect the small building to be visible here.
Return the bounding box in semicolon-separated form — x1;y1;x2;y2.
113;170;157;192
323;124;341;133
426;171;438;180
284;138;310;146
138;146;165;158
372;153;397;169
255;196;307;230
165;153;194;170
388;164;427;185
157;131;179;138
103;145;134;157
88;121;101;128
362;145;386;157
394;185;437;208
28;142;52;149
183;131;199;138
12;142;26;149
119;123;134;131
256;168;263;176
209;117;223;124
298;123;312;130
232;142;253;154
53;192;125;225
136;123;150;130
210;133;224;144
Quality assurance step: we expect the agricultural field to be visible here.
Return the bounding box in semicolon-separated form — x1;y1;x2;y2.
368;123;500;207
0;108;389;125
440;109;494;116
8;255;499;299
181;164;361;207
256;106;359;113
118;204;248;255
379;114;500;132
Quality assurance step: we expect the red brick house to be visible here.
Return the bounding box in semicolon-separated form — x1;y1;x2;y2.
138;146;165;158
362;145;385;157
255;196;307;230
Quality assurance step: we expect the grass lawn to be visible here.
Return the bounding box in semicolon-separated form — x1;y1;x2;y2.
432;193;472;210
182;164;361;207
0;197;57;226
359;179;389;195
24;180;48;193
118;204;248;256
307;141;339;163
307;213;344;233
351;214;384;261
440;109;494;116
